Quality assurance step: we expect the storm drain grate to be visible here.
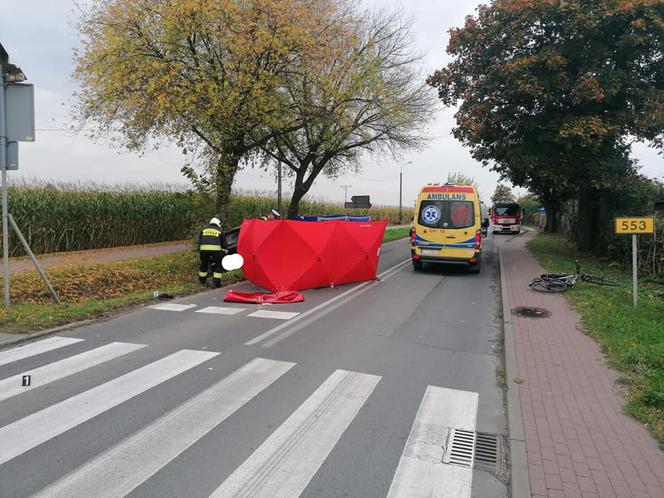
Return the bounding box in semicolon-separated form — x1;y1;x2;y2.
474;432;500;473
443;428;475;468
443;429;502;474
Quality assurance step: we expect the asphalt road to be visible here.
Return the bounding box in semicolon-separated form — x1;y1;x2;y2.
0;235;508;498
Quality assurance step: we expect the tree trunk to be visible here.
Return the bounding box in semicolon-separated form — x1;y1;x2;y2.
287;159;325;219
287;186;308;219
214;153;240;229
543;201;559;233
287;162;308;219
576;187;598;252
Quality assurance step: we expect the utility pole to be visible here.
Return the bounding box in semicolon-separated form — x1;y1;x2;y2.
277;162;282;215
399;170;402;224
399;161;412;224
341;184;351;204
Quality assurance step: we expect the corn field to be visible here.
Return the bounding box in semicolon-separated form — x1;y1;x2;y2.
225;195;411;227
2;185;411;257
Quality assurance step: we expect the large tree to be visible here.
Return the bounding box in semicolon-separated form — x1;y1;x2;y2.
74;0;347;225
428;0;664;249
260;9;435;218
491;184;516;203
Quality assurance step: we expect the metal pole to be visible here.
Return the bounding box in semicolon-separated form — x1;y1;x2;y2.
632;234;638;308
1;169;7;308
277;162;282;215
341;184;351;204
399;170;403;224
8;214;60;304
0;71;9;308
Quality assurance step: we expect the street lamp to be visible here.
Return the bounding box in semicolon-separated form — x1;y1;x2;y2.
399;161;413;224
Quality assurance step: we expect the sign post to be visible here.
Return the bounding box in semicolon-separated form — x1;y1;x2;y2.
0;54;9;309
632;234;637;307
615;217;655;308
1;43;59;307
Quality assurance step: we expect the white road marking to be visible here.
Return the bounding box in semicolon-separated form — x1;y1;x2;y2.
195;306;246;315
0;342;145;402
0;349;218;466
211;369;381;498
245;258;410;346
261;259;410;347
149;303;197;311
387;386;479;498
36;358;295;498
0;337;84;367
247;310;300;320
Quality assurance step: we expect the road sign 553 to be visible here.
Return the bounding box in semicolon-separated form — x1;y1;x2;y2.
615;217;655;234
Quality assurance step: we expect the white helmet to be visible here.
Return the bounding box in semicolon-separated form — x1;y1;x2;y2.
209;217;221;226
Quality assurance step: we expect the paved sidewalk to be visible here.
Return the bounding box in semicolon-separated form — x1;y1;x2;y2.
501;233;664;498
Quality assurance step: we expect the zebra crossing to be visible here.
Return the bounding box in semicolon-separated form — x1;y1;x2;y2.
0;336;483;497
150;303;302;321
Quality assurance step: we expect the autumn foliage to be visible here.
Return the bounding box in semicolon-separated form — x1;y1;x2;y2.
4;253;200;305
428;0;664;251
74;0;353;224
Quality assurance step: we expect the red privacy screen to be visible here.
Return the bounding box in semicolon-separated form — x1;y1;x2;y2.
237;219;387;292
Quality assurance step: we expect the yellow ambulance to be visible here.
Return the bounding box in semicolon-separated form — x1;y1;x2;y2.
410;183;486;273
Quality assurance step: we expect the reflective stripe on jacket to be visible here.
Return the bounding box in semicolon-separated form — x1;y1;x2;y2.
198;224;228;253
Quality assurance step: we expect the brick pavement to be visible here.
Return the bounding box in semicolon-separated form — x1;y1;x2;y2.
501;232;664;498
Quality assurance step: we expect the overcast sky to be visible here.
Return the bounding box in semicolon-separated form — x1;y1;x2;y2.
1;0;661;206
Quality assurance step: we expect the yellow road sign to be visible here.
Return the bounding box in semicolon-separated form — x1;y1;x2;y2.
615;217;655;234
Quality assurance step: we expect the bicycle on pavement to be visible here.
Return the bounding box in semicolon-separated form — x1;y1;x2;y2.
529;260;620;293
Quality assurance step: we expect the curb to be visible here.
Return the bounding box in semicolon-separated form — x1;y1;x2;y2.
0;279;244;351
0;317;100;351
499;245;532;498
0;290;175;351
0;283;239;352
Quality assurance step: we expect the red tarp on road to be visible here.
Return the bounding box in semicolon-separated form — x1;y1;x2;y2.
237;219;387;292
224;289;305;304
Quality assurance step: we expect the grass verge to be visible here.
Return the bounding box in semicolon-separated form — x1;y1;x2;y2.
527;233;664;448
383;227;409;242
1;228;408;335
0;252;244;334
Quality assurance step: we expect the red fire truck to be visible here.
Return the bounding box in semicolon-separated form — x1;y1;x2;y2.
490;202;522;234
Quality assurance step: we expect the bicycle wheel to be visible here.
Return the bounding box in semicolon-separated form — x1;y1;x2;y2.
581;274;620;286
529;279;569;293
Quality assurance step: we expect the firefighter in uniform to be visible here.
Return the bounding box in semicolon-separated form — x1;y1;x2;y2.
198;217;228;288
